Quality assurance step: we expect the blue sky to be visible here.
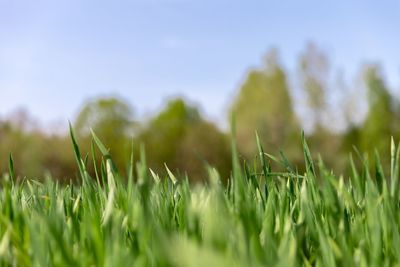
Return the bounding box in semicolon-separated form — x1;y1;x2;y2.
0;0;399;128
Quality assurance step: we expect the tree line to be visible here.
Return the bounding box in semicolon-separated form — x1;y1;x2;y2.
1;42;399;182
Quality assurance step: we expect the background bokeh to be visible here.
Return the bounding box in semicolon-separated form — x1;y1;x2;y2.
1;1;399;182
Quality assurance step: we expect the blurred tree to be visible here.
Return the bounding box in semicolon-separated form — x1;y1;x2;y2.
359;65;395;154
176;121;231;181
139;99;231;182
297;43;348;172
41;134;76;181
394;98;400;138
230;48;301;162
298;42;330;130
74;97;135;171
0;119;76;181
139;99;200;170
0;114;43;178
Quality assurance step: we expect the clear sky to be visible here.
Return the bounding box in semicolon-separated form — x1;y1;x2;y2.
1;0;399;128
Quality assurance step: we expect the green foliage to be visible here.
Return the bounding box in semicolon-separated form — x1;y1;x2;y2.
1;132;400;266
360;65;396;154
230;49;301;160
74;97;135;171
0;121;75;180
139;99;200;168
75;97;134;137
139;99;231;182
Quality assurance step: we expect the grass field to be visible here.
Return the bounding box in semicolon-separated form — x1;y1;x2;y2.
1;128;400;267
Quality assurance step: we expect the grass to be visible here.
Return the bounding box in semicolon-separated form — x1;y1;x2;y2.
1;128;400;267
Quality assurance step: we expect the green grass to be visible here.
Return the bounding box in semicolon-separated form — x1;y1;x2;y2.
1;128;400;267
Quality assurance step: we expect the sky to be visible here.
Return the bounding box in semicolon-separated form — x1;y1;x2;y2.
0;0;399;129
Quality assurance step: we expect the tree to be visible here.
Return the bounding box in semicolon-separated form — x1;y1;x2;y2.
176;121;231;181
359;65;395;154
230;49;301;161
298;42;330;130
74;97;135;170
139;99;200;170
139;99;231;182
297;43;349;171
0;113;45;178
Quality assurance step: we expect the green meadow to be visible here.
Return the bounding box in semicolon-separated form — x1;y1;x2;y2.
2;2;399;267
1;127;400;267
